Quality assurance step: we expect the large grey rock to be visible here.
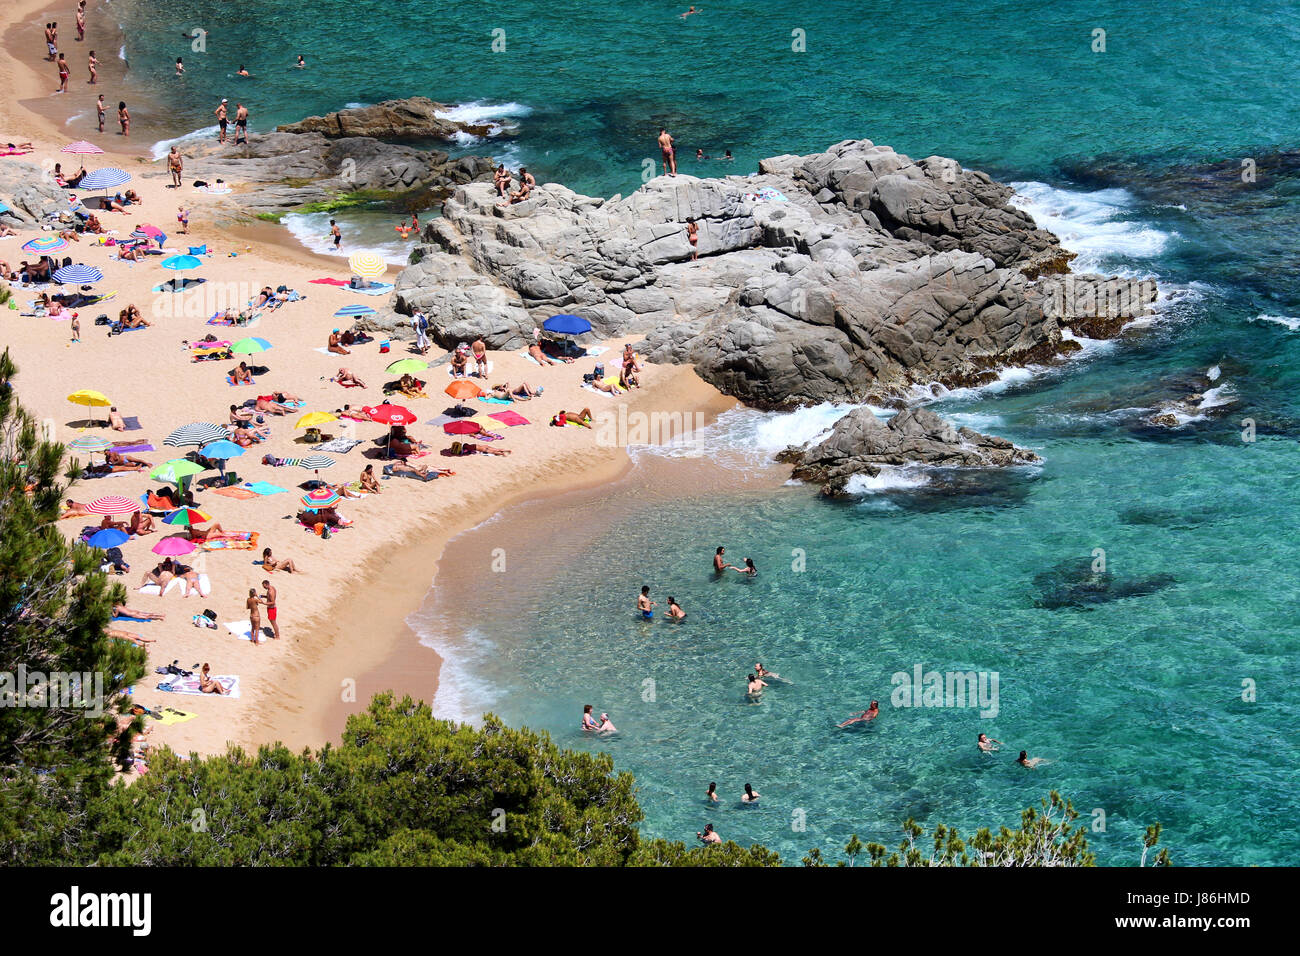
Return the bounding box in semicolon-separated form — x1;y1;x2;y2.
0;160;67;223
276;97;502;142
777;406;1041;495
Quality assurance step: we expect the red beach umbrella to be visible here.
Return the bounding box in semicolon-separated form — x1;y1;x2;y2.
443;420;483;435
365;403;417;426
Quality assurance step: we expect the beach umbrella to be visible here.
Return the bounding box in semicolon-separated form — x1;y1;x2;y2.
334;304;376;318
366;404;417;426
78;167;131;190
386;358;428;375
543;314;593;336
138;224;166;239
164;422;227;448
297;455;336;471
86;495;140;516
23;235;69;255
443;419;484;435
86;528;130;549
301;487;341;509
163;508;211;527
150;459;204;492
152;535;196;557
52;264;104;285
199;439;243;461
230;337;272;354
444;380;484;401
295;411;338;430
61;140;104;154
66;435;111;454
348;252;387;278
66;389;111;425
161;254;201;272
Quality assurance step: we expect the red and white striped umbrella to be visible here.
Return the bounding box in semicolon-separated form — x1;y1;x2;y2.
85;495;141;516
61;140;105;155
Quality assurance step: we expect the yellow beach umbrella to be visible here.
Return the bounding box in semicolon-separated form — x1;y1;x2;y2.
67;389;111;427
295;411;338;430
348;252;388;279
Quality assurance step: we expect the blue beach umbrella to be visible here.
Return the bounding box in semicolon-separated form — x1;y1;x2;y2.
78;167;132;191
543;314;593;336
334;304;377;318
86;528;130;549
161;255;202;272
53;264;104;285
199;439;244;461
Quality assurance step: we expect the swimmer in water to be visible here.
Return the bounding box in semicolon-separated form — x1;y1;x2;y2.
733;557;757;576
667;596;686;620
697;823;721;844
296;55;305;68
754;662;781;681
713;545;729;573
741;783;760;803
838;701;879;727
236;65;250;77
1016;750;1048;769
637;585;655;620
746;673;768;698
681;5;699;17
581;704;599;732
978;733;1003;753
597;712;617;733
395;222;413;239
706;782;718;803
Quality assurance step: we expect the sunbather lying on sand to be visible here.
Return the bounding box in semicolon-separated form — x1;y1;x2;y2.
337;405;370;421
114;603;164;620
528;342;570;365
231;424;269;445
255;395;291;415
105;449;150;469
298;506;349;528
185;522;228;543
552;408;595;427
333;368;366;388
448;441;511;457
490;381;541;401
386;460;455;480
138;559;177;590
108;628;155;646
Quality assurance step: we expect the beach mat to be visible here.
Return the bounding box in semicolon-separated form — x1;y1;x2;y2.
110;442;154;454
153;708;197;725
224;620;270;642
310;277;348;286
212;486;258;500
489;410;530;427
341;282;393;296
157;674;240;698
121;416;143;430
198;531;258;551
137;573;211;598
477;396;512;405
243;481;285;496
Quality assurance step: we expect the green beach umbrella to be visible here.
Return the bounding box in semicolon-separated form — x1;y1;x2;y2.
150;458;204;493
231;337;272;354
385;358;428;375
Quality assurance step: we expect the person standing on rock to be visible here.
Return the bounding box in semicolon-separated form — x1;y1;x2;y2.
234;102;249;144
214;98;228;143
658;127;676;177
686;218;699;260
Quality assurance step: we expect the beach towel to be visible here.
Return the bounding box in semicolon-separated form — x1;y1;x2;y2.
120;416;142;430
310;277;348;286
199;185;232;195
242;481;285;496
311;437;362;453
110;442;154;453
488;410;530;427
227;375;256;387
448;360;493;377
137;573;211;598
154;708;197;725
112;614;155;623
198;531;258;551
477;396;513;405
383;464;439;482
206;312;259;327
342;282;394;296
224;620;270;642
211;485;258;500
157;674;240;698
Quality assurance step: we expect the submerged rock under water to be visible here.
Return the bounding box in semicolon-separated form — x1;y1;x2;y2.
1032;557;1176;610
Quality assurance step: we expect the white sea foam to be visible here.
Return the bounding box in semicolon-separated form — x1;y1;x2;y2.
281;211;411;265
64;111;87;127
1010;181;1173;271
149;124;219;160
415;624;502;727
436;100;532;125
1252;313;1300;331
843;466;931;495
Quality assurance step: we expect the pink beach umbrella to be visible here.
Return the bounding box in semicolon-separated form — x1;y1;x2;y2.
151;535;196;556
61;140;104;155
85;495;141;516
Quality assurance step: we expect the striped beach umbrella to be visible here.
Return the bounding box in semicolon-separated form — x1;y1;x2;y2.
86;528;129;549
163;508;212;527
348;252;387;278
231;337;272;354
53;264;104;284
86;495;141;516
164;423;227;448
66;435;112;454
301;486;341;509
62;140;104;154
22;235;69;254
297;455;336;471
334;304;377;318
78;167;132;190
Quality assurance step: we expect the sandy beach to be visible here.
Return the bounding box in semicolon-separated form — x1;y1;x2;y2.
0;0;735;759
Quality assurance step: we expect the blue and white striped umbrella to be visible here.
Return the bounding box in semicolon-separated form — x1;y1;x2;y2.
334;304;377;318
53;264;104;284
78;167;132;190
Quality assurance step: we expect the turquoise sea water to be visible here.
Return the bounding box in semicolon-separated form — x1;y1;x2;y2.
115;0;1300;864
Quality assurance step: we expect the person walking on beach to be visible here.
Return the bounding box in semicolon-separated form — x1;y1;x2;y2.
96;94;105;131
76;3;86;43
44;23;56;60
246;588;262;644
70;313;80;344
118;100;129;136
214;98;228;143
261;579;279;640
87;49;96;84
838;701;880;727
330;219;341;249
176;206;190;232
412;310;430;354
638;585;656;620
234;102;248;144
658;127;676;177
168;145;183;187
56;52;70;93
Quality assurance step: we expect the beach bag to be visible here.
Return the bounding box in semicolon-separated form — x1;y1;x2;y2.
583;372;595;383
593;363;605;378
417;313;428;332
450;441;464;456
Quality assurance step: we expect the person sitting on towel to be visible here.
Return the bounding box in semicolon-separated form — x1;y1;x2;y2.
333;368;366;388
230;362;254;384
198;662;225;695
127;510;155;535
328;329;350;355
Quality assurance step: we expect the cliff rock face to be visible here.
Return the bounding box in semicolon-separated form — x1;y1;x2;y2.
776;406;1041;496
392;139;1156;406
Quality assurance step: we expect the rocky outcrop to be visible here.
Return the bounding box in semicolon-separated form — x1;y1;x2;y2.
181;132;494;216
776;406;1041;496
0;160;68;223
276;97;499;142
392;139;1158;406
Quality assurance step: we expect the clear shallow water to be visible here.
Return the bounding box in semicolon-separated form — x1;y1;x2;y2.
116;0;1300;863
